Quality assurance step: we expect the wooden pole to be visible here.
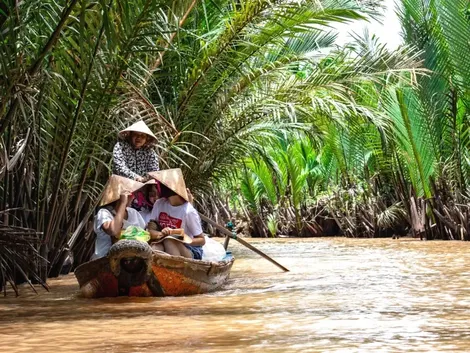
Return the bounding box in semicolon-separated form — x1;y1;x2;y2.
199;213;289;272
223;235;230;250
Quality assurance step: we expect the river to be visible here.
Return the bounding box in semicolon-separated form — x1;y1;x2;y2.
1;238;470;352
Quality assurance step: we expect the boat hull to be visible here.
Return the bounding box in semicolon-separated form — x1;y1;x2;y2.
74;240;234;298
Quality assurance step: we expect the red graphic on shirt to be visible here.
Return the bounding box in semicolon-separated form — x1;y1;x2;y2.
158;212;182;229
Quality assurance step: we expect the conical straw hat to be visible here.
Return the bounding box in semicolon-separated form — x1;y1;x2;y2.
99;175;146;206
118;120;157;144
147;168;189;202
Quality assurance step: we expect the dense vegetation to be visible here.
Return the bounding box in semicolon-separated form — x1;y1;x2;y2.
227;0;470;241
1;0;469;293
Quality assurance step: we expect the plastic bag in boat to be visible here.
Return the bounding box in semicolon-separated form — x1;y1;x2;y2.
202;236;226;262
120;226;150;243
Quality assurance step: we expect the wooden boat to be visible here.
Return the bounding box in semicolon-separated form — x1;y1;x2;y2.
74;239;234;298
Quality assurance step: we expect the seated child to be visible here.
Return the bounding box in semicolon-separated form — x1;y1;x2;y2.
147;169;205;259
91;175;146;260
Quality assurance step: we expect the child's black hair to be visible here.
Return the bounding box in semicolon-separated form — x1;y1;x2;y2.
94;200;118;216
159;183;177;198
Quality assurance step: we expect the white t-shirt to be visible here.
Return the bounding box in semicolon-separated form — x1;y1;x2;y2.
149;198;202;238
91;207;146;260
139;209;153;224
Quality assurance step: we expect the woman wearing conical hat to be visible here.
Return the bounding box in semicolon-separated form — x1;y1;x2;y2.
112;120;159;183
147;169;206;260
91;175;147;260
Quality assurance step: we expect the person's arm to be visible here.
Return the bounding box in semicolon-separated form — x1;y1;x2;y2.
185;209;205;246
146;199;162;239
147;219;164;240
191;233;205;246
159;227;202;245
146;149;159;173
102;195;128;238
113;142;140;180
148;229;164;240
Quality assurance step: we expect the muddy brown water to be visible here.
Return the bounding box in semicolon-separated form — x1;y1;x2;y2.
1;238;470;352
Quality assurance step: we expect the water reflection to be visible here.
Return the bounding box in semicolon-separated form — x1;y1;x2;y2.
2;238;470;352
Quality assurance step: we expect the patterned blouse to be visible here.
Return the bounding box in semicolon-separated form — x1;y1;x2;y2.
112;140;159;180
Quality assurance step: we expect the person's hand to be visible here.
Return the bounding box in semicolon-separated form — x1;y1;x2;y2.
142;174;151;182
161;227;172;236
186;188;194;204
119;193;134;205
149;230;164;240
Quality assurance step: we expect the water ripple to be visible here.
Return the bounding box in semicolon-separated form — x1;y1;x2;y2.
2;238;470;352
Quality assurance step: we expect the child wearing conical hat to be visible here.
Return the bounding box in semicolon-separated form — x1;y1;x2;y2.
112;120;159;182
147;169;205;260
91;175;147;260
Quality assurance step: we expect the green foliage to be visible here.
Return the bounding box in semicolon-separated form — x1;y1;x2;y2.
266;213;278;237
1;0;392;278
0;0;201;286
226;0;470;239
400;0;470;191
4;0;468;292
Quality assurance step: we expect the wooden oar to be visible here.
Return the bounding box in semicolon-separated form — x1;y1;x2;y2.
198;213;289;272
